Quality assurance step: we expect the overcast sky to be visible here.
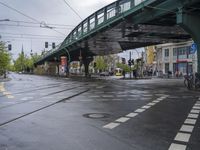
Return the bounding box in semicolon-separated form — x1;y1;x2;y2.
0;0;143;60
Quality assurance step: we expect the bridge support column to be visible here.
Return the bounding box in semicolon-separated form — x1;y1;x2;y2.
82;57;93;77
177;10;200;72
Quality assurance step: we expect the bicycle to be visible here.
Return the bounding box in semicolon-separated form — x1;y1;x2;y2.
184;73;200;90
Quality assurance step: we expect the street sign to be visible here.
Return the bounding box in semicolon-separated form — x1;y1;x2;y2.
190;43;197;54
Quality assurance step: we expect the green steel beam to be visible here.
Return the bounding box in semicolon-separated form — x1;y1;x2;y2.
132;0;199;24
177;9;200;73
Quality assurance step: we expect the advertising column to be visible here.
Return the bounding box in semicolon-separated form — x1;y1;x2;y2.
60;56;67;76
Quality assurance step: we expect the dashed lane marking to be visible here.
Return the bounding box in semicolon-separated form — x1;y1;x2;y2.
174;132;191;142
103;95;169;129
103;123;120;129
192;106;200;109
168;98;200;150
115;117;130;123
135;108;146;113
190;109;200;114
142;105;151;109
180;125;194;133
126;113;138;118
147;102;156;106
168;143;186;150
184;119;196;125
188;113;199;119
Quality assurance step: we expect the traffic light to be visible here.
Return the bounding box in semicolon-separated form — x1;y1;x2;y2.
52;42;55;49
128;59;132;66
131;59;134;65
45;42;48;48
136;58;141;63
122;58;126;64
8;44;12;51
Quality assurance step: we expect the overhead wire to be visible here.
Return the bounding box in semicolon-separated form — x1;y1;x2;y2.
0;32;65;38
62;0;83;20
0;23;73;30
0;1;66;36
2;35;64;40
7;19;75;27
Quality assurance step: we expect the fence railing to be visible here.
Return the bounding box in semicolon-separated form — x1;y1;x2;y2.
39;0;147;61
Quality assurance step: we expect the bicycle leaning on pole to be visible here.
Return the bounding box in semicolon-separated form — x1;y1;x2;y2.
184;73;200;90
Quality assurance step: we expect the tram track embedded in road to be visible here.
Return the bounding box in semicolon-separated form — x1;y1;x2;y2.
0;82;82;97
0;85;86;110
0;88;90;127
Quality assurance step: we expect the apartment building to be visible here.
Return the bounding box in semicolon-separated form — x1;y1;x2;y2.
155;41;197;76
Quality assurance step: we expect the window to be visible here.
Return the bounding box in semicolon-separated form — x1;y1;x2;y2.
165;63;169;73
173;48;177;56
164;49;169;57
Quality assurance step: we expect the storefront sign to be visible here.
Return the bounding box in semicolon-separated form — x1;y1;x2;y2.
176;59;192;63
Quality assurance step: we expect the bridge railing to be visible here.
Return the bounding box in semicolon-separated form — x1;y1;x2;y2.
40;0;146;62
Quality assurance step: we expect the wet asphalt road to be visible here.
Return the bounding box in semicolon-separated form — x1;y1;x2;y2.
0;73;200;150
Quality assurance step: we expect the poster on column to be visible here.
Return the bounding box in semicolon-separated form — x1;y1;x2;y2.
60;56;67;75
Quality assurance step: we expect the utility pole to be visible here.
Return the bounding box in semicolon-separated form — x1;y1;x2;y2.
141;52;144;78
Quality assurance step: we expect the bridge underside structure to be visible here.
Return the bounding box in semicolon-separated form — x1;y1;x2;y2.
35;0;200;75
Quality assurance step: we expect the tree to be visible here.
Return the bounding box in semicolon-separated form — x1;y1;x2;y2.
116;62;131;73
95;56;108;72
14;50;26;72
14;51;41;73
0;42;11;77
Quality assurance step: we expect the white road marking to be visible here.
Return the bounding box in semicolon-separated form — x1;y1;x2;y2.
188;113;199;119
3;92;11;95
20;97;33;101
103;122;120;129
103;95;168;130
102;95;114;98
168;143;186;150
180;125;194;133
115;117;130;123
142;105;151;109
147;102;156;106
190;109;200;114
195;103;200;106
152;100;160;103
193;106;200;110
184;119;196;125
156;98;164;101
126;113;138;118
7;95;14;99
174;132;191;142
135;108;145;113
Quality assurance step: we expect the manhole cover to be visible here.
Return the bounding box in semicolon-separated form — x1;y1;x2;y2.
83;113;110;119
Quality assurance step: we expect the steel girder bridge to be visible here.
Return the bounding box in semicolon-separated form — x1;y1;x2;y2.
35;0;200;76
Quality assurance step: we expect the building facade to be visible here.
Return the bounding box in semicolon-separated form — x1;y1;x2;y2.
155;41;197;76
